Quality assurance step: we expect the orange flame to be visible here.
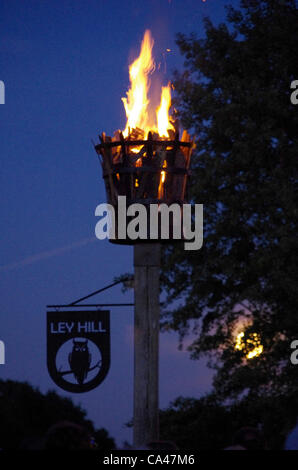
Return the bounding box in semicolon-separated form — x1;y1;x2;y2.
122;30;174;138
156;83;174;137
122;30;154;137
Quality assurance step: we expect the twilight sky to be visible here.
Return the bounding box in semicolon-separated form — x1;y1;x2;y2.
0;0;240;446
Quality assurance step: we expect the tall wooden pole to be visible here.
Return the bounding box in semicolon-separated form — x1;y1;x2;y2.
133;243;161;448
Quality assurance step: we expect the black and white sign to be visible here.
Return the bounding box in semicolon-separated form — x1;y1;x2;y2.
47;310;110;393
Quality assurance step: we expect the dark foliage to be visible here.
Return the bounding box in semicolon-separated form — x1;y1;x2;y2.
161;0;298;400
0;379;115;450
159;392;298;449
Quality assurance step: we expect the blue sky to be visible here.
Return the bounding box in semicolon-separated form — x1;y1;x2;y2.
0;0;239;446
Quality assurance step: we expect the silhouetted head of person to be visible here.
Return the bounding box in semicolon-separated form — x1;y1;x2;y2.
233;426;263;450
284;422;298;450
44;421;93;450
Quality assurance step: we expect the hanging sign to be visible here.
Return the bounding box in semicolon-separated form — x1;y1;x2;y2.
47;310;110;393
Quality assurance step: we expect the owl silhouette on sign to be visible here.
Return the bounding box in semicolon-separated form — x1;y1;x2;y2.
68;339;91;385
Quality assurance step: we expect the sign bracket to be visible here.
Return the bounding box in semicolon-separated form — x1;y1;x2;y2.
47;277;134;309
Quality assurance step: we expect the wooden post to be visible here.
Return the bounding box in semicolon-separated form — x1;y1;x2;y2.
133;243;161;448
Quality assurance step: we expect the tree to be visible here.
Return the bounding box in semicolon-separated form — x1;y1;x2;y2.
159;392;298;449
159;395;231;450
161;0;298;400
0;379;115;450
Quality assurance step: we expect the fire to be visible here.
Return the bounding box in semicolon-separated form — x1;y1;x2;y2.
95;31;195;222
122;30;174;138
156;83;173;137
122;30;154;137
158;160;167;198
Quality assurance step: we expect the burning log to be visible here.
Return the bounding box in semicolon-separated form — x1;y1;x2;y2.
95;125;194;208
